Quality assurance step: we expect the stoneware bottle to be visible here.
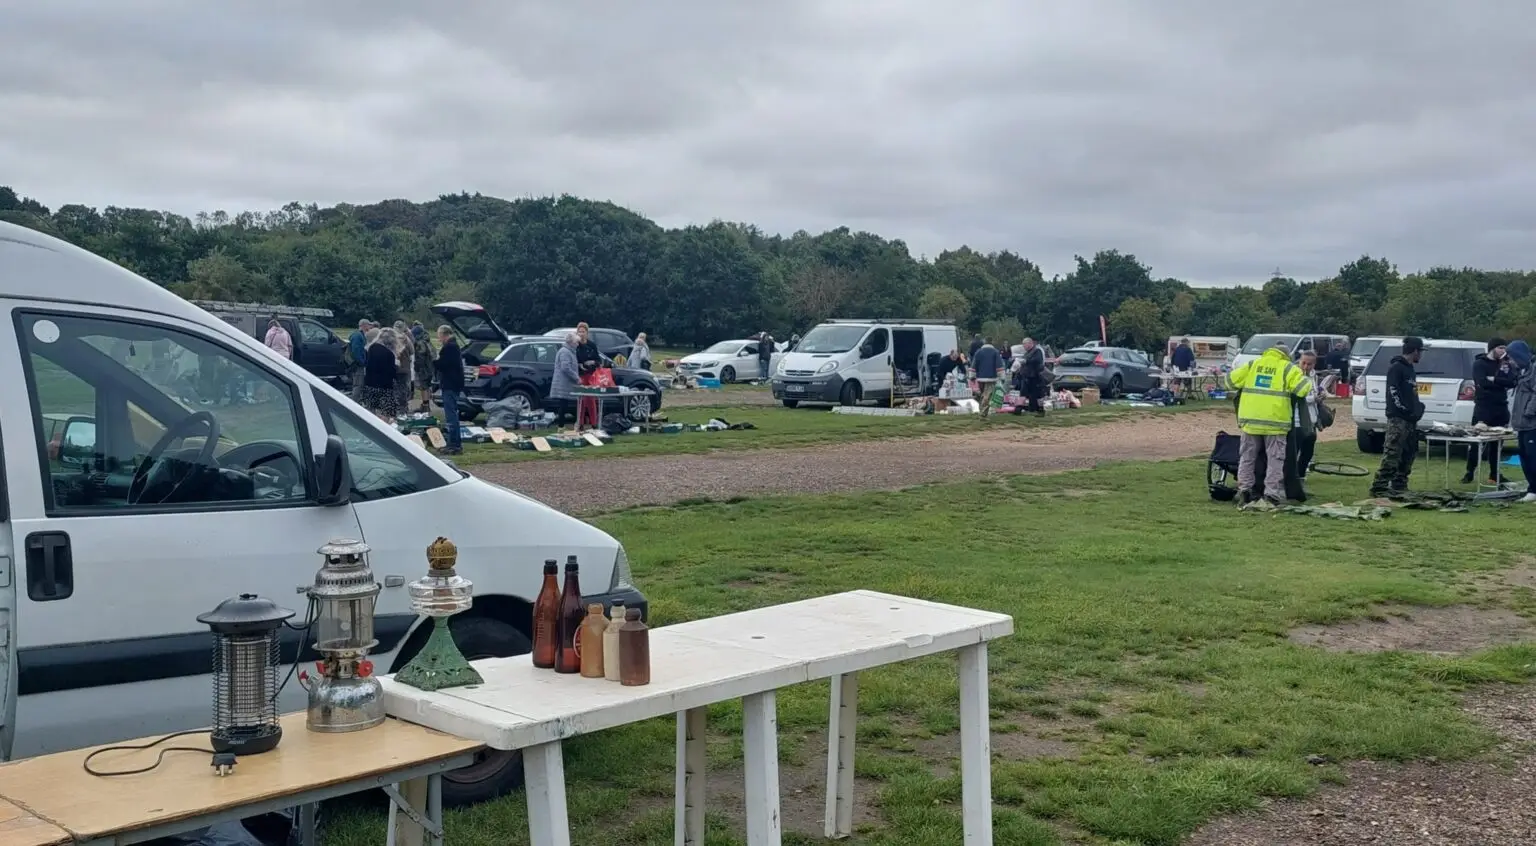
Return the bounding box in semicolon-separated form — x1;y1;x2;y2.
580;604;607;678
619;607;650;687
603;603;625;682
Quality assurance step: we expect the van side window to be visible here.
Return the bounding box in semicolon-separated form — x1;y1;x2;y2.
316;397;443;501
862;329;889;357
17;311;312;514
298;320;331;345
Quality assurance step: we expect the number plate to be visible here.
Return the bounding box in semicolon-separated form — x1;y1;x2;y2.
786;384;806;394
1416;383;1432;395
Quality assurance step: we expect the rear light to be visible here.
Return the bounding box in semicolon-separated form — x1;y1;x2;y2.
1353;376;1365;394
1093;354;1107;367
477;364;499;377
1458;380;1475;401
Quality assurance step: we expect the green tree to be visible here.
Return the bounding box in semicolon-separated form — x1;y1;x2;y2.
1285;281;1364;336
1336;255;1397;312
1106;297;1168;352
916;285;971;325
980;318;1025;349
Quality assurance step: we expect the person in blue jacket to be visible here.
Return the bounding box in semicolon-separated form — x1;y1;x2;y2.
347;318;372;400
971;339;1003;419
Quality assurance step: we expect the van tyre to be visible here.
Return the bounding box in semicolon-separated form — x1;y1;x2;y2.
782;399;800;408
414;616;532;806
839;381;861;407
1357;427;1386;454
722;366;736;383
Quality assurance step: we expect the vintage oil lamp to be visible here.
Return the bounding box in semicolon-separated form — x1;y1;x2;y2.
302;538;386;732
197;594;295;756
394;536;483;691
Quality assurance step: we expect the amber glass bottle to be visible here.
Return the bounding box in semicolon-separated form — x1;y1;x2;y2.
554;556;583;674
619;607;650;686
580;604;607;678
531;559;560;669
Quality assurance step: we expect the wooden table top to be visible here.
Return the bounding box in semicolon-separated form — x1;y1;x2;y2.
0;714;481;841
0;799;68;846
385;589;1014;750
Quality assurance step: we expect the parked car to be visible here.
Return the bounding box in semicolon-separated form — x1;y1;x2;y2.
1231;333;1351;372
543;326;634;363
1348;336;1395;382
0;224;648;807
1352;338;1486;453
194;300;352;387
678;339;782;383
437;304;662;421
1051;347;1157;397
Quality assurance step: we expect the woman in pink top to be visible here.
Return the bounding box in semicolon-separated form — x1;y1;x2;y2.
263;316;293;359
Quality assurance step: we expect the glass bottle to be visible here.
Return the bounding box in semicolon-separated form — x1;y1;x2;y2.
554;556;583;674
580;604;607;678
603;603;625;682
619;607;650;687
530;559;560;669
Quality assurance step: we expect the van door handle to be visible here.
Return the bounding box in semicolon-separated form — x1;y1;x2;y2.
25;531;74;602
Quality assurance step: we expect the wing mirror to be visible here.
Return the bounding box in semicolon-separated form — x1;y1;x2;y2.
315;434;352;506
57;417;98;469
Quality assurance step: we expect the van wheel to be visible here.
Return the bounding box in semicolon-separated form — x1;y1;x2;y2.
782;399;800;408
1356;427;1385;454
839;382;862;406
409;616;531;806
722;366;736;383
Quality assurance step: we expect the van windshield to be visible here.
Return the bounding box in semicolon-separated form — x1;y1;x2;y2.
1241;334;1301;355
797;325;868;354
1350;338;1384;359
1364;347;1479;378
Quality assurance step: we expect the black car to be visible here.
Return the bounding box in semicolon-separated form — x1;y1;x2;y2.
197;301;352;386
544;326;635;363
432;303;661;421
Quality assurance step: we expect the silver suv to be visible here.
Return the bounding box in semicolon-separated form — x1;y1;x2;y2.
1352;339;1485;453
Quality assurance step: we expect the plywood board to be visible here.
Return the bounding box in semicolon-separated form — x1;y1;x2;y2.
425;428;447;449
0;716;481;842
529;436;551;452
582;433;605;447
487;427;511;444
407;433;426;448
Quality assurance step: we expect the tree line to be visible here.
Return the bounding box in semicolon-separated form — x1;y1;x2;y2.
5;185;1536;352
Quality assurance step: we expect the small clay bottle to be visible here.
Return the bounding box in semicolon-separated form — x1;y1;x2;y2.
580;604;607;678
619;607;650;687
603;603;625;682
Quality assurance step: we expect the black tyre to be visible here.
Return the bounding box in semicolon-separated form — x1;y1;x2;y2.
721;365;736;383
400;616;532;806
782;399;800;408
1356;427;1385;454
500;389;538;415
1106;376;1124;398
839;381;861;407
625;390;655;421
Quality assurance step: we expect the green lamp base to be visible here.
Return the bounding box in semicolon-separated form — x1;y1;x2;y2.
394;617;484;691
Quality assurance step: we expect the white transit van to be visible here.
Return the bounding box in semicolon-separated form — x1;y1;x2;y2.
1231;332;1351;372
770;319;959;407
0;222;646;805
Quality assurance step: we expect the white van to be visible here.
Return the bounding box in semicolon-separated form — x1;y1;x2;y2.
1231;333;1351;372
770;320;959;407
0;222;646;805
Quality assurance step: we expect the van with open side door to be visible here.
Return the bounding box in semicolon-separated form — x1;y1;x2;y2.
770;319;959;408
0;221;647;806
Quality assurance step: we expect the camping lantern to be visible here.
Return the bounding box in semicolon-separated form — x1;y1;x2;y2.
394;536;484;691
303;538;386;733
197;594;295;756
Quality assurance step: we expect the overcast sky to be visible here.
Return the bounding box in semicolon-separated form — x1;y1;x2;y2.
3;1;1534;285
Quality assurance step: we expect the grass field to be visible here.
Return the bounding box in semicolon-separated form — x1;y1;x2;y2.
327;440;1536;845
448;401;1203;465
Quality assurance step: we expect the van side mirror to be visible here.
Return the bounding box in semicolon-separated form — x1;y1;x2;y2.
315;434;352;506
57;417;97;469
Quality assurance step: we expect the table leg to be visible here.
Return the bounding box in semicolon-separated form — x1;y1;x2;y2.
389;778;430;846
428;773;444;846
958;643;993;845
297;803;318;846
824;672;859;839
742;690;783;846
675;707;708;846
525;740;573;846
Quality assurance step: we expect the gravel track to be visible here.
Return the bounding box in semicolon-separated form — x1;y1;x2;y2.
472;406;1357;515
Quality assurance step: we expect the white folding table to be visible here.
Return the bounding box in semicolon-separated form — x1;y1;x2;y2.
383;590;1013;845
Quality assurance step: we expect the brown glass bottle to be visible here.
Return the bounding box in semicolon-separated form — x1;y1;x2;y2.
580;604;607;678
530;559;560;669
554;556;584;674
619;607;650;686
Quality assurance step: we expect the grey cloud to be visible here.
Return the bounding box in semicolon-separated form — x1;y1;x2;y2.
2;0;1535;283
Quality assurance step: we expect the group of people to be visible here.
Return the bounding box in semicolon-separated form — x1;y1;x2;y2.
1371;336;1536;501
346;318;466;453
956;336;1049;418
1225;343;1331;506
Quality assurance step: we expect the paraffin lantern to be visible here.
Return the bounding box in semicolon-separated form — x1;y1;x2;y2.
303;538;386;733
394;537;483;691
197;594;295;756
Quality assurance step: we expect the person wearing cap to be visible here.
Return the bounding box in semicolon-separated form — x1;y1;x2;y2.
1463;337;1518;484
1370;336;1427;497
1227;343;1313;506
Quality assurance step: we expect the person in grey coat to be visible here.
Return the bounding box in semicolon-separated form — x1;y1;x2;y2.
552;332;581;419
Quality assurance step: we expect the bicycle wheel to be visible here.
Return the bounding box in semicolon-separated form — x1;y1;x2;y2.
1310;461;1368;477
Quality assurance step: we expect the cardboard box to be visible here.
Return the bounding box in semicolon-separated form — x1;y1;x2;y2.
1081;386;1101;405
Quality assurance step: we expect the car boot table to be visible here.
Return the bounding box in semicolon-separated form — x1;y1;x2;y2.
0;714;481;846
383;589;1014;845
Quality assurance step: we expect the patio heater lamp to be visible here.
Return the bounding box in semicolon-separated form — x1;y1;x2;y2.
303;538;387;732
394;536;483;691
197;594;295;757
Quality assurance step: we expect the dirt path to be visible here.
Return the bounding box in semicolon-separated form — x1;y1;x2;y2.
472;406;1357;515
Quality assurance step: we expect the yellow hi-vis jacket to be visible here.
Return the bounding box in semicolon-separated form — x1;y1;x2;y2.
1228;347;1312;436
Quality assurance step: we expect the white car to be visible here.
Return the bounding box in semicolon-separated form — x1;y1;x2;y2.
1347;336;1395;381
677;340;782;382
1352;338;1486;453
